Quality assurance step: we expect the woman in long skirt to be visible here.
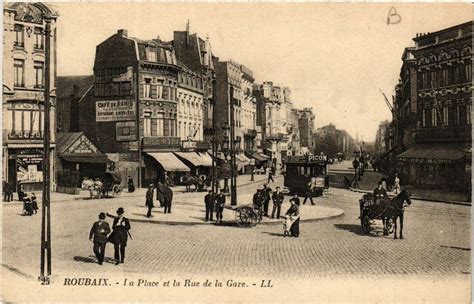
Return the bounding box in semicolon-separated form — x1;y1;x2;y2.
284;199;300;237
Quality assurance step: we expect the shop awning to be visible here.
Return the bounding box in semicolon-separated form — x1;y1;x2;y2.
396;144;465;163
61;154;110;163
197;152;213;166
175;152;210;167
147;152;191;172
246;152;268;162
235;154;250;165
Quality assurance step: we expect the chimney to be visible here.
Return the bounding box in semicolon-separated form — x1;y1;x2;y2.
117;29;128;37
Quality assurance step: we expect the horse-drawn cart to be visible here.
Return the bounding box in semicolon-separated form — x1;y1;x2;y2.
229;204;263;228
82;171;122;199
359;190;412;238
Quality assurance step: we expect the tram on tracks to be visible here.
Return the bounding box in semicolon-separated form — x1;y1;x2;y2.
283;154;329;196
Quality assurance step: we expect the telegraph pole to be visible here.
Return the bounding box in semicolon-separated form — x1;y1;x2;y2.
211;78;218;194
40;16;52;284
229;86;237;206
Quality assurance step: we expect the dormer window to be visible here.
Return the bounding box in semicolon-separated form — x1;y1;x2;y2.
146;46;156;62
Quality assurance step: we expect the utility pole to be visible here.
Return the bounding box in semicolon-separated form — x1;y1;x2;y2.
40;16;52;284
229;86;237;206
211;77;218;194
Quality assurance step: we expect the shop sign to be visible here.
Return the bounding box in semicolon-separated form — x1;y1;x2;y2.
401;157;452;164
182;140;197;150
96;100;136;122
307;154;327;162
66;135;98;154
116;121;137;141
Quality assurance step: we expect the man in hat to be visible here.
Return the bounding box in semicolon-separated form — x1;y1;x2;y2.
271;186;284;219
111;207;131;265
146;184;154;218
89;212;111;265
163;185;174;214
127;175;135;193
204;189;215;222
262;184;272;217
215;188;226;224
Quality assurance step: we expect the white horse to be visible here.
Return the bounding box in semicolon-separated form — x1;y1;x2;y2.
81;178;103;199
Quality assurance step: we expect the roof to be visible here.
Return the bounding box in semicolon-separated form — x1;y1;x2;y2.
56;132;83;155
56;75;94;99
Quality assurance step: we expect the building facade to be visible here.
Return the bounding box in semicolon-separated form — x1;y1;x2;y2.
296;107;315;152
2;3;58;191
396;21;472;192
240;65;257;153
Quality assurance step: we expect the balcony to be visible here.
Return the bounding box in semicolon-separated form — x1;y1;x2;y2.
415;126;471;143
142;136;181;151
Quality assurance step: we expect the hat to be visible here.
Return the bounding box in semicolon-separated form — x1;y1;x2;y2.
149;183;154;187
116;207;125;215
98;212;106;219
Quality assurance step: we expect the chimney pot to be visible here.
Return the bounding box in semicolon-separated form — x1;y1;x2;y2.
117;29;128;37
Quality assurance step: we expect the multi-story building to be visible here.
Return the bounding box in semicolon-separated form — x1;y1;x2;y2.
375;120;391;153
77;29;191;187
240;65;257;153
2;3;58;191
296;107;315;152
171;25;215;149
396;21;472;191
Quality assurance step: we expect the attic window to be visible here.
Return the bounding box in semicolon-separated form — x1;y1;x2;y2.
146;47;156;62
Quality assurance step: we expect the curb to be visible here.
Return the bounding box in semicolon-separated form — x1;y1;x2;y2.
349;188;471;206
106;207;344;226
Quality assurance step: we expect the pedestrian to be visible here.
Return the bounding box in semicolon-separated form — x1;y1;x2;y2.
303;181;316;205
215;189;225;224
145;184;154;218
31;192;38;214
204;189;215;222
89;212;111;265
18;184;25;202
3;181;12;202
284;198;300;237
163;185;173;214
22;194;33;216
289;194;300;206
393;173;401;194
250;169;254;181
271;186;284;219
110;207;131;265
262;184;272;217
127;176;135;193
253;189;263;218
164;172;170;186
267;170;274;183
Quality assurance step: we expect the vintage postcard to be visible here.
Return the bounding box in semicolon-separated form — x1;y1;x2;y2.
1;1;472;302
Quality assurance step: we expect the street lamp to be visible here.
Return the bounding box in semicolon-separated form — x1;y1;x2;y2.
222;122;230;194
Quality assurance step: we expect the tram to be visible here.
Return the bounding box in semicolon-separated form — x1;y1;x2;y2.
283;154;328;196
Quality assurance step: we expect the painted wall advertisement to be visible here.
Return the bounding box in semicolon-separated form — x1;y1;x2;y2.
96;100;136;122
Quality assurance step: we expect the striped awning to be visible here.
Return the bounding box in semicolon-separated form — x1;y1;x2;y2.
147;152;190;172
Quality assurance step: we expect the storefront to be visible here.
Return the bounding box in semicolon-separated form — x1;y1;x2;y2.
56;133;110;191
144;152;190;186
8;148;46;192
396;144;469;191
245;152;270;170
174;151;212;178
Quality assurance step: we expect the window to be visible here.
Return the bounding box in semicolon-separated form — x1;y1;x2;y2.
467;104;472;125
14;24;24;47
442;107;449;126
146;47;156;62
454;106;460;126
151;113;164;136
431;108;438;127
143;78;151;98
143;111;152;136
14;59;25;87
34;61;44;88
34;27;44;49
465;64;472;83
442;69;448;86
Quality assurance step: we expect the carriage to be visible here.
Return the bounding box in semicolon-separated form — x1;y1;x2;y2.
231;204;263;228
359;190;412;238
82;171;122;199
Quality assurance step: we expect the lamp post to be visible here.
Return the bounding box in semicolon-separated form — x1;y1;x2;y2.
230;136;240;206
222;122;230;194
40;15;53;284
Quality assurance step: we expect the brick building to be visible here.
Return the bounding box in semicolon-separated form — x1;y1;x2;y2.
2;3;58;191
395;21;472;192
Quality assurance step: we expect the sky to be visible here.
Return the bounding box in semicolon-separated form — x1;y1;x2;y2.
53;2;472;142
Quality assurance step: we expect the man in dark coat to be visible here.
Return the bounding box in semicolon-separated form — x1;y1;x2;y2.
289;194;300;206
3;181;12;202
262;184;272;217
271;186;284;219
267;170;274;183
204;189;215;222
253;189;262;209
163;186;173;214
111;207;131;265
373;181;388;204
89;212;111;265
127;176;135;193
303;182;316;205
146;184;154;218
215;189;226;224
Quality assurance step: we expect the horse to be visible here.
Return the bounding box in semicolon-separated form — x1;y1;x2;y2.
181;175;203;192
381;189;412;239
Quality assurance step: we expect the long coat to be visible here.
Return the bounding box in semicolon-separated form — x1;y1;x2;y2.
146;189;154;207
89;221;111;244
272;192;284;205
111;217;131;246
163;187;173;205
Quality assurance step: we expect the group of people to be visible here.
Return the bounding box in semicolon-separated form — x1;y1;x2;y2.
373;173;401;203
251;184;284;219
22;192;39;216
145;181;174;218
203;188;227;224
88;207;131;265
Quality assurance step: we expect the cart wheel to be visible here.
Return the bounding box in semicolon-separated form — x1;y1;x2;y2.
112;185;122;197
235;206;254;228
362;215;371;233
